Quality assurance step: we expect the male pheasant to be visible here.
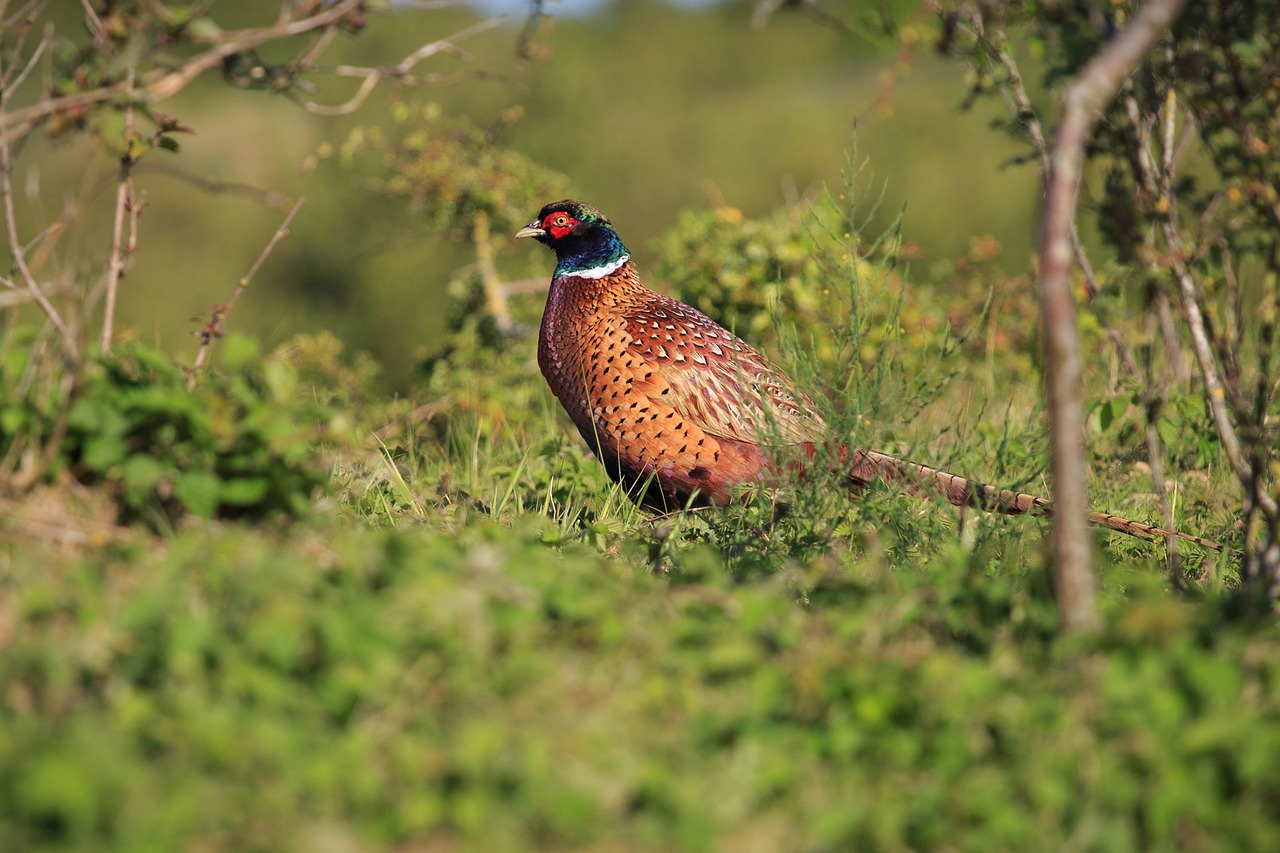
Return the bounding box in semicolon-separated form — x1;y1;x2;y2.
517;199;1226;552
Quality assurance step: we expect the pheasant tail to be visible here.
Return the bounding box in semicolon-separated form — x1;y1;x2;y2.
850;448;1230;553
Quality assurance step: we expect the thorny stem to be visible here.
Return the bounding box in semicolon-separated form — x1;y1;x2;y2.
0;35;74;355
188;197;304;384
101;69;137;357
0;1;503;146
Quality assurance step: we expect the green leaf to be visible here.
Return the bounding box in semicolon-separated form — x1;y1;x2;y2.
15;751;101;826
122;454;168;494
67;397;107;432
219;477;269;506
175;469;221;518
1099;399;1116;431
0;405;28;434
263;360;297;403
83;434;128;471
219;334;260;370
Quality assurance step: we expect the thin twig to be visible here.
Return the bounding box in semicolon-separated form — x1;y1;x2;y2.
500;277;551;297
0;1;47;89
298;16;504;117
0;0;365;146
0;88;74;355
6;21;52;95
101;68;136;357
188;197;304;381
0;276;71;307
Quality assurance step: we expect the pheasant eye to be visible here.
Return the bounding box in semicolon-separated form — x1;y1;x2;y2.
542;212;579;237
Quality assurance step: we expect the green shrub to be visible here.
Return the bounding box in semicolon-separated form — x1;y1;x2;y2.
1;521;1277;852
1;333;340;528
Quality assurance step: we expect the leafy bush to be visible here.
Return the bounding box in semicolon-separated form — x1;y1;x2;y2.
1;520;1277;852
649;203;841;355
1;334;340;527
324;102;568;240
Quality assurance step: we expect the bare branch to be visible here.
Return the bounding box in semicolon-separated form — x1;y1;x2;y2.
1141;308;1183;585
139;162;289;208
298;16;505;117
0;102;74;354
472;211;513;335
0;0;366;146
3;2;506;148
76;0;102;34
1039;0;1189;633
752;0;856;38
189;198;305;381
0;275;70;307
0;2;48;88
5;21;52;95
1163;229;1276;516
101;69;137;357
1124;78;1276;518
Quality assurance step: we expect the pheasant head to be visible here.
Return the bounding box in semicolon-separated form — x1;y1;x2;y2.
515;199;631;279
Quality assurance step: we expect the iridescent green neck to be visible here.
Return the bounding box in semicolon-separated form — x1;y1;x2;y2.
553;229;630;279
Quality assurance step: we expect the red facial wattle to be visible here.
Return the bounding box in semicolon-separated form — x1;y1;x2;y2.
544;213;579;240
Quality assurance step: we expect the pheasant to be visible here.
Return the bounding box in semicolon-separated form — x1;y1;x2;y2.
516;199;1227;552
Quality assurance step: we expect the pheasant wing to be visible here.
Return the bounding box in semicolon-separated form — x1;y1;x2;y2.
622;293;824;447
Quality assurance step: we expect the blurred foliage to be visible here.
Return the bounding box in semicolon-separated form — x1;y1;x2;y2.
1;330;340;527
2;518;1277;851
962;0;1280;271
319;101;568;239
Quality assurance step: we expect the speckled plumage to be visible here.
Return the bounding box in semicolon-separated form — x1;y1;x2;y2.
536;256;819;508
517;200;1228;552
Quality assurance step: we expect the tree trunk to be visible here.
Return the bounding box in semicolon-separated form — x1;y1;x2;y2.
1038;0;1188;633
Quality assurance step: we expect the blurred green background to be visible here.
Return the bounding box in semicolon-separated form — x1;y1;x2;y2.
29;0;1037;388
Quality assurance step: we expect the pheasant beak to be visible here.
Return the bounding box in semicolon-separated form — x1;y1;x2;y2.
514;220;546;240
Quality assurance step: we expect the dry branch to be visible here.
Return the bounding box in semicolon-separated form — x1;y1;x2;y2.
299;17;505;117
101;69;137;357
188;198;305;383
1039;0;1188;633
0;0;501;147
0;103;74;355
